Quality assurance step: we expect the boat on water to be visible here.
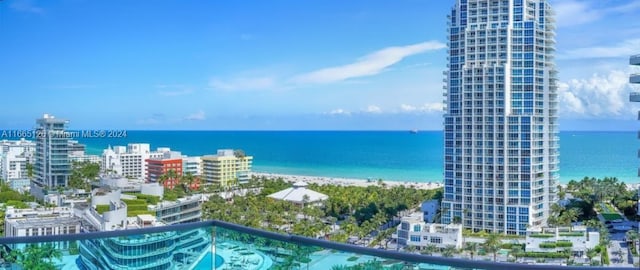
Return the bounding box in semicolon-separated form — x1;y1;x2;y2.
410;129;418;134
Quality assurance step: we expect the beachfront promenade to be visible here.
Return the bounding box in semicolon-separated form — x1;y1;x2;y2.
251;172;444;190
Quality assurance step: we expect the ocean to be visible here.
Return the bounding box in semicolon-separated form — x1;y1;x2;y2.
72;131;640;184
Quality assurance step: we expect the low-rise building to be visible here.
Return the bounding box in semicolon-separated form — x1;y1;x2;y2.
149;194;203;225
4;206;82;237
7;178;30;193
421;199;440;223
395;213;463;249
525;226;599;256
202;149;252;186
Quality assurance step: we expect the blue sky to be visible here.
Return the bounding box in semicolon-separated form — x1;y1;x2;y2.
0;0;639;130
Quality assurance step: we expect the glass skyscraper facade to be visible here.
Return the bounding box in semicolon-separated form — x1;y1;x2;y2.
442;0;559;235
34;114;71;188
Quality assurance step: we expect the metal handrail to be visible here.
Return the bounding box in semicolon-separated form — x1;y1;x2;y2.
0;219;636;270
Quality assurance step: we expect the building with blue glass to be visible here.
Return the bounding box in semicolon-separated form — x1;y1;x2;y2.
442;0;559;235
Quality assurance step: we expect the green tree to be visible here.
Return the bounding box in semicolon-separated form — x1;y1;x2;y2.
159;169;179;189
463;242;479;260
3;243;62;270
441;245;457;258
482;233;502;262
421;244;439;256
180;172;196;193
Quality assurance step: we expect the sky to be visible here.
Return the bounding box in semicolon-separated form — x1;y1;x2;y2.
0;0;639;130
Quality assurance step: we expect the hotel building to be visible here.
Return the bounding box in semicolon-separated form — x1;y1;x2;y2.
202;149;253;186
146;151;183;188
34;114;71;188
102;143;152;180
442;0;559;235
0;139;35;181
182;156;202;176
630;54;640;216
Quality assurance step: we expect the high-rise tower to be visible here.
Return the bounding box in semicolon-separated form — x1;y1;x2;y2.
442;0;558;235
34;114;71;188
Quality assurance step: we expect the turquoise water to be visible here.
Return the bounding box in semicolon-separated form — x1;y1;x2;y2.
193;252;224;270
74;131;639;184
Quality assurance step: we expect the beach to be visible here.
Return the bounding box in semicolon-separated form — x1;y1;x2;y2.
251;172;443;190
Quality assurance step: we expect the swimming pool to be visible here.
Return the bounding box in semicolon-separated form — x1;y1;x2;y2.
192;252;224;270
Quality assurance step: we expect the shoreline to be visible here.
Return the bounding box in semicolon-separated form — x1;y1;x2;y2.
250;172;444;190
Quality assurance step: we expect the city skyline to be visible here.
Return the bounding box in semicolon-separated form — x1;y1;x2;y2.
0;0;639;130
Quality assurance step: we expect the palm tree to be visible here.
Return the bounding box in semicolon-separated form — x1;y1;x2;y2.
586;248;598;264
463;242;479;260
26;162;34;179
421;244;438;256
159;169;179;189
482;233;502;262
404;245;418;254
441;245;457;258
181;172;196;193
510;245;522;262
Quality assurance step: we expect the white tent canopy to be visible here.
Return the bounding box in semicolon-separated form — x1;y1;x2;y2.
267;181;328;204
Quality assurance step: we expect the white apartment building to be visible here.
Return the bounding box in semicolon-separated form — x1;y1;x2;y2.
525;226;599;256
149;194;203;225
183;156;202;176
4;206;82;237
395;213;463;249
442;0;559;235
102;143;151;180
0;139;35;181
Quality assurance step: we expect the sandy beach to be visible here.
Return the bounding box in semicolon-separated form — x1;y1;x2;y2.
251;172;443;190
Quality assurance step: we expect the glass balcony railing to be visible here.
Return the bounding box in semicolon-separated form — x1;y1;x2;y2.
0;220;636;270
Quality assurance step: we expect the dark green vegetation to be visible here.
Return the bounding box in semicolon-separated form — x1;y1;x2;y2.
550;177;639;228
1;243;62;270
0;182;36;235
122;199;154;217
203;177;441;245
68;161;100;190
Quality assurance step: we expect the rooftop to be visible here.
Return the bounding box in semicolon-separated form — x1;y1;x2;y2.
267;181;328;203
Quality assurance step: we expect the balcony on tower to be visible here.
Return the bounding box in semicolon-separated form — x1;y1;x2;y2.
631;54;640;66
630;92;640;102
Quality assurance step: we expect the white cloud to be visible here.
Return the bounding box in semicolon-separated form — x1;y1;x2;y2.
364;105;382;114
553;0;640;28
290;41;445;84
560;38;640;59
558;70;634;117
10;0;44;14
136;113;166;125
209;77;276;91
399;103;443;113
184;110;206;121
327;109;351;116
156;85;193;96
553;0;600;27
